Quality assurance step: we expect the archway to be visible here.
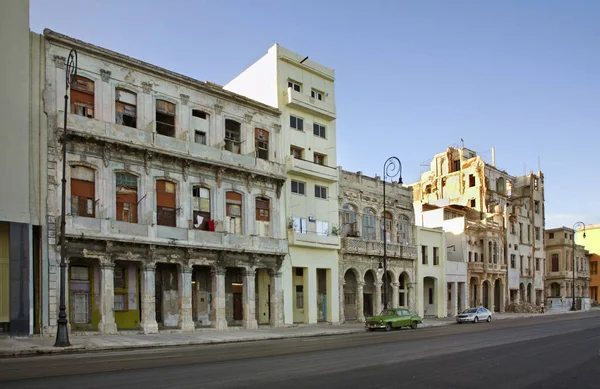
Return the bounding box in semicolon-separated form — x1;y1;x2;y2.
482;280;491;309
550;282;561;297
381;271;393;309
398;272;409;307
363;271;375;317
423;277;437;317
343;269;359;321
493;279;501;312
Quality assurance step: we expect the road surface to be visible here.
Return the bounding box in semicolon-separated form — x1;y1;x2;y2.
1;310;599;388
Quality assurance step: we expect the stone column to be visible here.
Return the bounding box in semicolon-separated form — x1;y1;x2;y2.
489;279;495;312
374;282;382;315
269;269;283;327
339;281;346;323
408;283;416;312
178;265;195;332
211;267;227;330
391;282;399;308
451;282;458;317
243;268;258;329
98;260;118;334
356;282;365;322
140;263;159;334
461;281;468;312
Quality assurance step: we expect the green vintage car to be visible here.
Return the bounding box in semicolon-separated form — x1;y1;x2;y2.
365;308;423;331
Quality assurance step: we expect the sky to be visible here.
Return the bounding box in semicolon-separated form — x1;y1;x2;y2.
30;0;600;229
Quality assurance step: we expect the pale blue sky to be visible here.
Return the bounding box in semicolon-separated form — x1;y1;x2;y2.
31;0;600;229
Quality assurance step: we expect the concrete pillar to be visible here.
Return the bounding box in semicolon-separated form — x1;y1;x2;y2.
500;280;506;312
269;269;283;327
178;265;195;332
374;282;382;315
461;281;468;312
339;280;346;323
307;267;317;323
391;282;399;308
211;267;227;330
356;282;365;322
140;263;158;334
489;279;495;312
98;261;118;334
451;282;458;317
408;283;416;313
243;268;258;329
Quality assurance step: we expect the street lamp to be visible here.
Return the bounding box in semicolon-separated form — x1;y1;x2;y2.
55;49;77;348
382;157;403;310
571;221;586;311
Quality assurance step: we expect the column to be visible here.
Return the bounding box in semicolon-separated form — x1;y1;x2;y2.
391;282;399;308
339;281;346;324
178;265;195;332
461;282;468;312
243;268;258;329
211;267;227;330
500;280;506;312
140;263;158;334
374;282;382;314
98;261;118;334
489;279;495;312
408;283;416;313
269;269;283;327
356;282;365;322
451;282;458;317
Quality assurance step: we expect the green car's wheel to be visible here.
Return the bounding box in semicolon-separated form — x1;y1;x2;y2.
411;321;418;329
385;322;392;331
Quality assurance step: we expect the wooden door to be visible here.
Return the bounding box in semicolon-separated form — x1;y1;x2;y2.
155;269;163;323
233;293;243;321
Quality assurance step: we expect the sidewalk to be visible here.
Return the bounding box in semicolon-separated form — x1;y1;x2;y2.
0;309;586;358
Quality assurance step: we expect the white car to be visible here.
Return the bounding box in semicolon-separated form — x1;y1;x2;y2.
456;307;492;323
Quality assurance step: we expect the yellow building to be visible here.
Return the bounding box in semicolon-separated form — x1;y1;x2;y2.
576;224;600;303
226;45;340;324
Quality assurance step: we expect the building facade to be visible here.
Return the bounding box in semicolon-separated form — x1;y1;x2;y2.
414;226;446;318
545;227;590;311
42;30;289;334
337;170;417;322
225;45;341;324
575;224;600;304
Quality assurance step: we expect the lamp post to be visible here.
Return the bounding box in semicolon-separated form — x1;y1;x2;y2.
381;157;402;310
55;49;77;348
571;221;586;311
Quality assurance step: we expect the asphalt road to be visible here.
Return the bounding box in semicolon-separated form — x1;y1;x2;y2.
2;311;599;389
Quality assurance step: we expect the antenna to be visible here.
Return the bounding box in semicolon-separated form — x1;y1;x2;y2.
461;138;465;148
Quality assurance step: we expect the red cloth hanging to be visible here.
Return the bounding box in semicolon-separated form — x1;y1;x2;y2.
208;219;215;232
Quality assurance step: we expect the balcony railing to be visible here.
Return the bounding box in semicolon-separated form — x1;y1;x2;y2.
288;230;340;249
468;262;484;272
285;87;336;120
341;237;417;260
285;155;338;182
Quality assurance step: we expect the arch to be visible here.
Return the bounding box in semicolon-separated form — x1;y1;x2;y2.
550;282;561;297
398;271;410;307
343;269;359;321
362;208;377;241
363;270;376;317
423;276;437;317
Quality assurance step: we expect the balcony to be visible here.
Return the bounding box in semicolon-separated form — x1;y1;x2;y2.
341;237;418;260
468;262;484;272
288;230;340;250
62;113;286;180
285;156;338;182
65;216;288;256
285;87;336;120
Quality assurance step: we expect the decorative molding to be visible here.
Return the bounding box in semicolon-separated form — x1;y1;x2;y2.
272;124;282;133
102;144;112;167
53;55;66;69
244;113;254;124
213;103;223;115
276;181;284;199
245;173;255;192
100;69;111;82
180;94;190;105
182;160;191;182
141;81;153;94
215;167;225;188
144;150;153;174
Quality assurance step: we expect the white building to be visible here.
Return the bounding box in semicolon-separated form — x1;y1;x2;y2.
414;226;447;318
225;45;340;324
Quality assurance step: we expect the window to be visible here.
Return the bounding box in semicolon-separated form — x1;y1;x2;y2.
451;160;460;172
534;200;540;214
156;180;176;227
114;266;126;289
195;131;206;145
433;247;439;265
313;123;326;138
535;227;540;240
534;178;539;190
226;191;243;234
115;89;137;128
342;204;357;237
255;128;269;160
291;180;306;195
591;262;598;275
155;99;176;137
510;222;515;235
551;254;559;272
397;215;411;245
496;177;505;194
422;245;428;265
527;225;531;242
469;198;476;207
255;197;270;237
474;253;478;262
295;285;304;308
380;211;392;242
70;76;95;118
536;258;540;271
315;185;327;199
469;174;475;187
71;166;95;217
192;109;207;119
290;115;304;131
116;173;138;223
363;209;377;241
316;220;329;236
192;186;211;231
469;252;473;262
311;89;323;101
288;80;301;92
519;255;524;272
292;216;307;233
549;232;554;239
114;294;127;312
519;223;523;241
313;152;326;166
291;146;303;159
511;254;516;268
225;119;241;154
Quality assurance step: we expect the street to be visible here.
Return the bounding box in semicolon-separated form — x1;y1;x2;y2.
1;311;599;389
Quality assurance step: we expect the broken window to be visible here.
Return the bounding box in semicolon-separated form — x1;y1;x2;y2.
70;76;95;118
156;180;176;227
194;131;206;145
397;215;411;245
534;200;540;214
316;220;329;236
314;185;327;199
425;185;432;194
290;115;304;131
156;99;176;137
313;152;326;166
363;209;377;241
192;109;209;144
255;197;270;237
313;123;326;138
192;186;211;231
380;211;392;242
291;180;305;195
451;159;460;173
116;173;138;223
288;80;301;92
311;89;323;101
192;109;207;119
255;128;269;160
496;177;505;194
115;89;137;128
224;119;241;154
342;204;358;237
290;146;303;159
70;166;95;217
226;191;243;234
469;174;476;187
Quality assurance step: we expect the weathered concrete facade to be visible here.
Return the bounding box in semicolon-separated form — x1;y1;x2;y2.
338;170;417;322
42;30;288;334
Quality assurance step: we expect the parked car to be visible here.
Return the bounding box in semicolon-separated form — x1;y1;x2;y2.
455;307;492;323
365;308;423;331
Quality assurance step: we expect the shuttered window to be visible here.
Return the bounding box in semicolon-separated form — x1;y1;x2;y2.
115;89;137;128
116;173;138;223
192;186;211;230
156;180;176;227
255;198;270;221
70;76;95;118
71;166;95;217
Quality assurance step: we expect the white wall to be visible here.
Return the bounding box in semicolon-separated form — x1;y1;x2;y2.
415;226;446;318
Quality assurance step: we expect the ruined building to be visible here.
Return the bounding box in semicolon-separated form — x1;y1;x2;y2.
41;30;289;334
412;146;545;312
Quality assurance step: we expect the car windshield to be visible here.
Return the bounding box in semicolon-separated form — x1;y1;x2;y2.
380;309;397;316
463;308;478;313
